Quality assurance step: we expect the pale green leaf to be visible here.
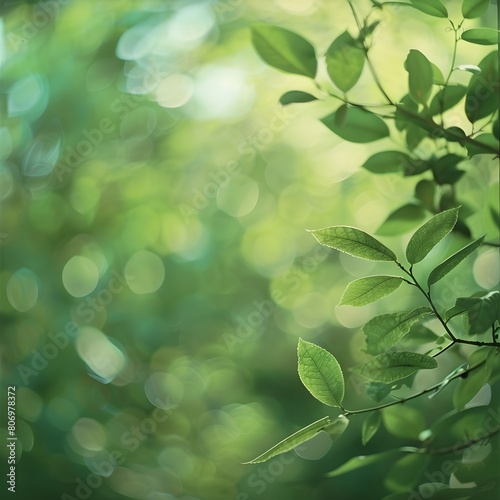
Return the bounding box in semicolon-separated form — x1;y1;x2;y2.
310;226;396;262
351;351;437;383
251;24;317;77
406;207;459;264
326;31;365;92
462;0;490;18
364;307;432;355
324;415;350;440
298;338;344;407
457;64;482;75
427;236;485;286
361;411;381;445
243;416;331;464
339;275;403;307
384;453;430;492
382;405;426;439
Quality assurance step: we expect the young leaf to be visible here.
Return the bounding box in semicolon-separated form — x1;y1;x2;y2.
462;0;491;18
251;24;317;78
462;28;500;45
339;276;403;307
408;0;448;17
243;416;331;464
465;51;498;123
382;405;426;439
405;49;434;105
457;64;482;75
321;107;390;143
376;204;427;236
429;85;467;116
362;411;381;445
427;236;485;286
324;415;350;440
448;291;500;335
364;307;432;355
326;31;365;92
406;207;459;264
326;448;416;477
297;338;345;407
361;151;411;174
351;351;437;383
309;226;396;262
279;91;318;105
453;348;496;409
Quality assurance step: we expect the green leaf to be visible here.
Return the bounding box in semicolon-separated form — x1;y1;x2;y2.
462;28;500;45
339;275;403;307
326;31;365;92
321;106;390;143
406;207;459;264
384;453;430;492
405;49;434;105
428;363;467;399
493;116;499;140
431;62;445;85
415;180;435;212
466;133;499;157
251;24;317;78
395;94;419;131
310;226;396;262
326;448;416;477
429;85;467;116
408;0;448;17
361;151;411;174
453;348;496;409
382;405;426;439
431;154;466;185
351;351;437;383
243;416;331;464
465;51;498;123
364;307;432;355
462;0;491;18
448;291;500;335
376;204;428;236
279;91;318;105
365;382;392;402
362;411;381;445
323;415;350;440
427;236;485;286
297;338;344;407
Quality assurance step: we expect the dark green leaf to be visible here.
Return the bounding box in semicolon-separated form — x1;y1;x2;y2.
408;0;448;17
362;151;411;174
321;106;390;143
364;307;432;355
310;226;397;261
395;94;419;131
427;236;485;286
462;28;500;45
465;51;498;123
431;62;445;85
384;453;430;492
251;24;317;77
442;126;467;144
383;405;426;439
405;123;428;150
339;275;403;306
279;90;318;105
297;338;345;407
429;85;467;116
362;411;381;445
415;180;435;211
365;382;392;402
406;207;459;264
243;416;331;464
431;154;466;185
326;31;365;92
493;116;499;140
351;351;437;383
467;133;499;157
462;0;491;18
402;157;431;176
376;204;428;236
405;49;434;105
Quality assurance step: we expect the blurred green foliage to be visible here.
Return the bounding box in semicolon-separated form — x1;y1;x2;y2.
0;1;498;499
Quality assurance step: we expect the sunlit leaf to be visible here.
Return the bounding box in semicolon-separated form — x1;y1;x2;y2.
406;207;459;264
376;204;428;236
279;90;318;105
462;28;500;45
405;49;434;105
310;226;396;262
427;236;485;286
324;415;350;440
251;24;317;77
364;307;432;355
298;338;345;407
243;416;331;464
408;0;448;17
339;275;403;307
321;106;390;143
326;31;365;92
457;64;482;74
462;0;491;18
351;351;437;383
362;411;381;445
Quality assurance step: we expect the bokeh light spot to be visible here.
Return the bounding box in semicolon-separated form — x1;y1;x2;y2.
7;268;39;312
62;256;99;297
125;250;165;294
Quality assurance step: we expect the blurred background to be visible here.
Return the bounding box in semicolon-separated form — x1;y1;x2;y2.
0;0;498;499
